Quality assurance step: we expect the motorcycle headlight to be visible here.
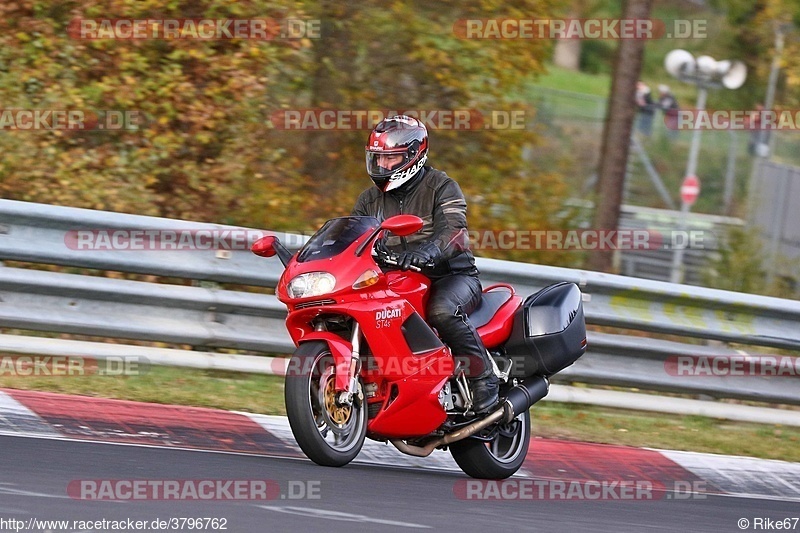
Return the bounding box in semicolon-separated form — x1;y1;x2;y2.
287;272;336;299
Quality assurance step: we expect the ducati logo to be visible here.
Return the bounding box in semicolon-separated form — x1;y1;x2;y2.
376;308;402;321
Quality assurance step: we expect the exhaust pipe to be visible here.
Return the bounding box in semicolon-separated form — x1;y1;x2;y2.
390;375;550;457
502;375;549;423
391;408;505;457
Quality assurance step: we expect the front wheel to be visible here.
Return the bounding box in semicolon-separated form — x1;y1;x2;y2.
285;342;366;467
450;409;530;479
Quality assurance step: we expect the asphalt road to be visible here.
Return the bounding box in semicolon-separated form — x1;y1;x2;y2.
0;434;797;533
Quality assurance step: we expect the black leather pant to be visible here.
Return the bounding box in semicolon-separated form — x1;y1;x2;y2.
427;275;492;379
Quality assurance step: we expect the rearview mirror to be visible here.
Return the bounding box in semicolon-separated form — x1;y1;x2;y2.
381;215;423;237
251;235;277;257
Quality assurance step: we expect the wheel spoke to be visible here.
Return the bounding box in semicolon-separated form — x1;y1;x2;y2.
485;413;527;463
490;437;501;457
306;356;365;453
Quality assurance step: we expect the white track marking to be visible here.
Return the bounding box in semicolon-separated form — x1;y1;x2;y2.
256;505;432;528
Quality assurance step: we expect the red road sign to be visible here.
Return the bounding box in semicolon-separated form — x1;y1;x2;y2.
680;175;700;206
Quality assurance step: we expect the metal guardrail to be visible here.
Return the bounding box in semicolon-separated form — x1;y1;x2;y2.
478;258;800;351
0;266;290;353
0;199;798;408
0;199;307;286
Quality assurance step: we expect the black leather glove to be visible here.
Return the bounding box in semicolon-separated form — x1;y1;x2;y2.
374;236;391;257
397;242;441;271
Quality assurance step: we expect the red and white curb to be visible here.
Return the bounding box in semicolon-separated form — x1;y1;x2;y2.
659;449;800;501
1;389;798;502
0;389;60;437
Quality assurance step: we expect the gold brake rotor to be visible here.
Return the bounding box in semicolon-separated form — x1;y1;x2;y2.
323;377;352;426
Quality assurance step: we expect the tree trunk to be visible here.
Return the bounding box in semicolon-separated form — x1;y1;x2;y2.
586;0;653;273
303;2;357;189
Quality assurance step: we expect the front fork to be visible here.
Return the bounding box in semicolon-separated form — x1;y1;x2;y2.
337;322;362;406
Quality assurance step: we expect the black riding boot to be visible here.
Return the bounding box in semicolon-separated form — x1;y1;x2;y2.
469;364;500;414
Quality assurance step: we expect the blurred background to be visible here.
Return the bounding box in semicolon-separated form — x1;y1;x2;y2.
2;0;799;297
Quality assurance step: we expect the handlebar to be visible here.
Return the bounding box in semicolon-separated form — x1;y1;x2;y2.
375;247;434;273
380;254;422;273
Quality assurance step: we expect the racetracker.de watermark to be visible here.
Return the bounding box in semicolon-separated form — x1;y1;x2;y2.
453;18;707;40
68;479;321;500
465;230;707;251
0;355;148;377
277;353;462;377
665;355;800;377
669;109;800;131
63;229;308;251
67;18;320;40
0;109;144;131
453;479;708;500
269;109;527;130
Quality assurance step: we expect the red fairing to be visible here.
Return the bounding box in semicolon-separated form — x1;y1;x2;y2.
298;332;353;391
385;270;430;319
366;374;451;438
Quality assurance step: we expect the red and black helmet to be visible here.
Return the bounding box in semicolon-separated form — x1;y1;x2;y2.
365;115;429;192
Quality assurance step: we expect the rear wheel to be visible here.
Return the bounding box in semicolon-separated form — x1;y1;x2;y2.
285;342;366;467
450;409;530;479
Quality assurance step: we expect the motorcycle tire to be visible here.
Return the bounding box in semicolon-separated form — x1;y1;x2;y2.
450;408;530;479
285;341;367;467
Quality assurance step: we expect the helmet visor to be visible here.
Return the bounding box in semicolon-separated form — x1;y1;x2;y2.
365;150;410;179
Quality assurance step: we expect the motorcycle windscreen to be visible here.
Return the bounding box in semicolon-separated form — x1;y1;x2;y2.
296;216;380;263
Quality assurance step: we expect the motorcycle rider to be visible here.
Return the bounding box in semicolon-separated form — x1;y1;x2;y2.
351;115;500;413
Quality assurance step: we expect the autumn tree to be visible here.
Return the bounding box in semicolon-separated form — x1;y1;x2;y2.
0;0;580;266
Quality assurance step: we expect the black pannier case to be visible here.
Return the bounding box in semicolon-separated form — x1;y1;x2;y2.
505;282;587;377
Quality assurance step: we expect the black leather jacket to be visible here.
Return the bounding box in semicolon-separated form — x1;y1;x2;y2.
351;166;479;279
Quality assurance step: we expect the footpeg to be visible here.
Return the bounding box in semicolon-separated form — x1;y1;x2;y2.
490;354;512;383
455;368;473;412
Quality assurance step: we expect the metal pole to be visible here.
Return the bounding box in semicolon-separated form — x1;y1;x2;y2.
723;130;737;214
766;166;791;285
747;25;786;217
670;86;707;284
763;27;785;156
630;133;677;209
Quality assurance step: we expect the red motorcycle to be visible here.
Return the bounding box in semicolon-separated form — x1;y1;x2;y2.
252;215;586;479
